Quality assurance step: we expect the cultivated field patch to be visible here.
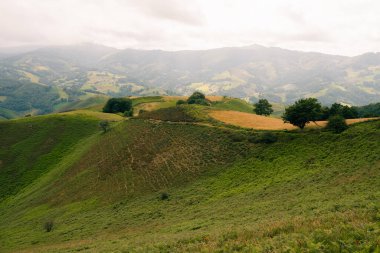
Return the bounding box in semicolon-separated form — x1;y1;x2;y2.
209;110;379;130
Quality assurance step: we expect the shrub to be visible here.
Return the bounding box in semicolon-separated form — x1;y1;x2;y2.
44;221;54;232
138;109;147;115
229;132;247;142
327;115;348;133
123;109;134;117
160;192;169;200
99;120;110;133
176;99;186;105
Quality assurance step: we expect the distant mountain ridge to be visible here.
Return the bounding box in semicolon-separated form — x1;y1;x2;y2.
0;43;380;118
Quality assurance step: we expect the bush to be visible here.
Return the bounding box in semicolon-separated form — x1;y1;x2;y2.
176;99;186;105
44;221;54;232
99;120;110;133
229;132;247;142
160;192;169;200
327;115;348;133
123;109;134;117
103;98;132;113
138;109;147;115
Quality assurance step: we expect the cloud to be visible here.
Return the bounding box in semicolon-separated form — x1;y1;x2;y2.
0;0;379;56
130;0;204;26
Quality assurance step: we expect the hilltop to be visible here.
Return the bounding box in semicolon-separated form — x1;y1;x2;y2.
0;96;379;252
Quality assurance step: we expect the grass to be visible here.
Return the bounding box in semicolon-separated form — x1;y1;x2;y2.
131;96;164;106
54;95;109;113
59;110;123;121
211;97;254;113
138;104;211;122
133;96;253;116
0;114;101;201
0;110;379;252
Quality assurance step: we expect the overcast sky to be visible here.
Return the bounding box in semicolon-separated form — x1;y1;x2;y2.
0;0;380;56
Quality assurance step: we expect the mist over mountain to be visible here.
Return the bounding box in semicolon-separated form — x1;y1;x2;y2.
1;43;380;118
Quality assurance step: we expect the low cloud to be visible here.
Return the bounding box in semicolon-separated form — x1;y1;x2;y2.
0;0;379;56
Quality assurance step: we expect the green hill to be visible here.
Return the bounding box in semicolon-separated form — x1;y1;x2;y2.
210;97;254;113
0;107;379;252
0;114;101;200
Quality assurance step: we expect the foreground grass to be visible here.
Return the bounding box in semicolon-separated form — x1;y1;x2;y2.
0;118;379;252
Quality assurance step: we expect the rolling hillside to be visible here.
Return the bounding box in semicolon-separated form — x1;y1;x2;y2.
1;43;380;117
0;103;379;252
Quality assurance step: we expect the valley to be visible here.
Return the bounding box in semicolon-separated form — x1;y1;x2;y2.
2;44;380;119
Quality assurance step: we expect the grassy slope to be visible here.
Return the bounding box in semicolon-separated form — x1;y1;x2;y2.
0;111;378;252
0;114;103;201
133;96;255;116
0;107;18;119
211;98;254;113
138;105;211;122
54;95;109;113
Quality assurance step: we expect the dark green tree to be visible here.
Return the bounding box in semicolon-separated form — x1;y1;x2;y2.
327;115;348;133
187;91;210;105
253;99;273;116
329;103;358;119
354;102;380;117
320;106;330;120
103;98;132;113
282;98;322;129
341;106;359;119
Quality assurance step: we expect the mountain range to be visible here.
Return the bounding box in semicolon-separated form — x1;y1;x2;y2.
1;43;380;118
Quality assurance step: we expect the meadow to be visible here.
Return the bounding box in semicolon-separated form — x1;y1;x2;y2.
0;97;379;252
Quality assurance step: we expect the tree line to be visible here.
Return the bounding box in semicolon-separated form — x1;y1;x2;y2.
254;97;359;132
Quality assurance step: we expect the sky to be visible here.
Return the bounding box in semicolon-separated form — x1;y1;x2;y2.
0;0;380;56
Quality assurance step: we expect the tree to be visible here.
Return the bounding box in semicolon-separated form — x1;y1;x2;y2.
253;99;273;116
329;103;358;119
282;98;322;129
187;91;210;105
354;102;380;117
341;106;358;119
103;98;132;113
327;115;348;133
319;106;330;120
99;120;110;133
